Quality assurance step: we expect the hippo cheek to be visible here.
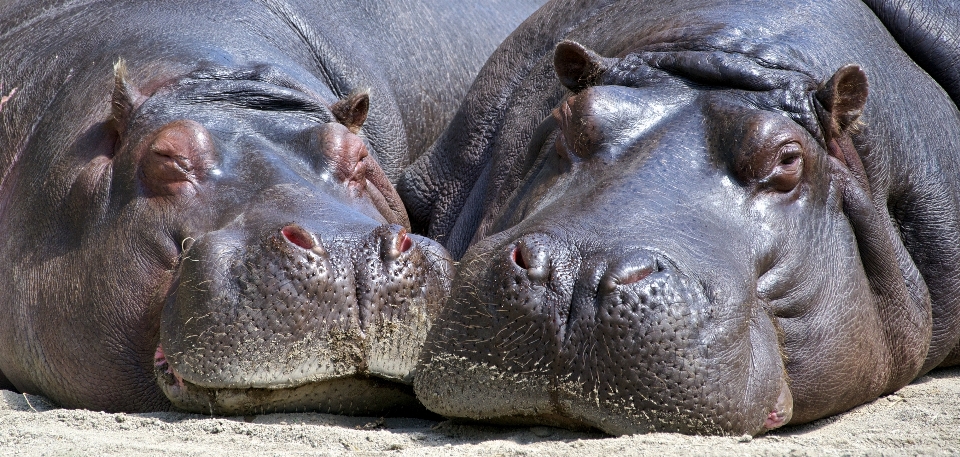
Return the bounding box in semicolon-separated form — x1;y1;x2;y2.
559;265;792;436
155;220;451;416
415;234;791;435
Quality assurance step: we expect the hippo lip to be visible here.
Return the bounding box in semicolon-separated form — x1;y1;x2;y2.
153;343;427;416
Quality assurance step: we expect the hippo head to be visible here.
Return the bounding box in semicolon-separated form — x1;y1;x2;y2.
90;62;452;415
414;42;931;435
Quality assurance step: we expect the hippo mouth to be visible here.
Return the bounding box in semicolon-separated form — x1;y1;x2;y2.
154;344;426;416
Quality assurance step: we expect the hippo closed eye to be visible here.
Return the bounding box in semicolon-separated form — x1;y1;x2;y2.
400;0;960;436
0;0;545;414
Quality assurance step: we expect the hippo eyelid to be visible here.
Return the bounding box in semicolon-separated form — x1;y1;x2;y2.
774;140;802;161
758;141;804;192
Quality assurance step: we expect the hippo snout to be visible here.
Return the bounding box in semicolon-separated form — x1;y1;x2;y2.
511;233;661;290
157;210;451;416
506;233;671;339
416;231;790;435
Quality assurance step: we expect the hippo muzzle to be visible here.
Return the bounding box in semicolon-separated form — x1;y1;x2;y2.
155;185;452;416
417;226;791;435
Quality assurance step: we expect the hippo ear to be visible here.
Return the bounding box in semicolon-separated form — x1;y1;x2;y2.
330;90;369;134
111;58;145;135
554;40;613;93
816;64;868;137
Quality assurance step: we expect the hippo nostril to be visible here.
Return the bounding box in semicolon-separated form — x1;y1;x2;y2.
619;266;654;285
600;254;660;294
397;231;413;253
281;224;315;250
511;236;553;282
380;225;413;261
511;245;528;269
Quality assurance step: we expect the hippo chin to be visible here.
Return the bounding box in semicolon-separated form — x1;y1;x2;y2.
0;0;542;414
401;0;960;436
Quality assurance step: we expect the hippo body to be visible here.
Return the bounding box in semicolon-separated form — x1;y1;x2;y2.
0;0;543;413
400;0;960;435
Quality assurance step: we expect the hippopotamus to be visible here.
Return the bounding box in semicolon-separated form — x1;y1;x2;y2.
0;0;543;414
399;0;960;435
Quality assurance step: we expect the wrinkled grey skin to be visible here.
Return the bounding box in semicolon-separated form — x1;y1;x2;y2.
400;0;960;436
0;0;543;414
862;0;960;109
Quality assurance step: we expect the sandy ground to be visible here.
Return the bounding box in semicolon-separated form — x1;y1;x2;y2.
1;367;958;456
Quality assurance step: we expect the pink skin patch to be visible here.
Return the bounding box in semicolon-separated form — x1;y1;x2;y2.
764;383;793;430
764;409;789;430
0;85;15;112
618;266;653;286
397;230;413;254
154;344;185;388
